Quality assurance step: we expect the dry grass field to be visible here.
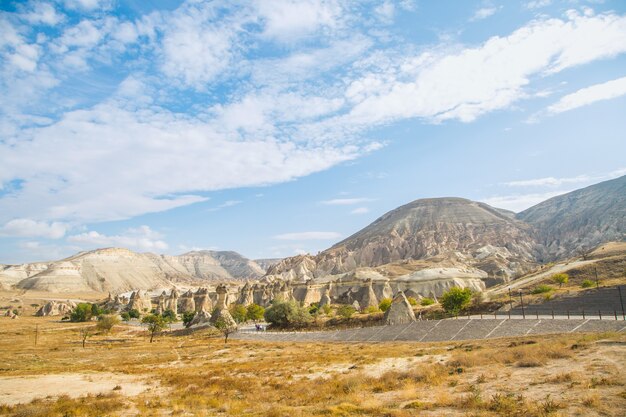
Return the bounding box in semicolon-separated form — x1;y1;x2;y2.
0;304;624;417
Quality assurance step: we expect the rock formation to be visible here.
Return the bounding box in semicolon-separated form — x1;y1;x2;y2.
384;292;416;325
127;290;151;313
35;300;76;317
194;288;211;313
187;310;212;328
209;284;237;329
166;288;179;312
178;290;196;313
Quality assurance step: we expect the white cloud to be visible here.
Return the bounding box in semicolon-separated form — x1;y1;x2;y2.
0;218;67;239
374;2;395;24
471;7;498;21
346;11;626;124
63;0;112;12
22;2;65;26
546;76;626;114
67;225;168;252
481;190;572;212
503;175;591;187
255;0;343;42
320;198;373;205
273;231;342;240
350;207;369;215
207;200;242;212
525;0;552;10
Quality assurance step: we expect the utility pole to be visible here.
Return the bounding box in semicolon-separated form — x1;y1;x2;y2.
518;290;525;319
594;267;599;289
35;324;38;346
508;287;513;311
619;286;625;320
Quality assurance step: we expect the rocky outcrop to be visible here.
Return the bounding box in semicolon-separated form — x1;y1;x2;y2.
187;310;212;328
127;290;151;313
194;288;211;313
178;290;196;314
35;300;76;317
517;175;626;261
209;284;237;329
384;292;416;325
236;282;254;306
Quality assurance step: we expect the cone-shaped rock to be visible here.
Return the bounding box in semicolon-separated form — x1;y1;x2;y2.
384;291;416;325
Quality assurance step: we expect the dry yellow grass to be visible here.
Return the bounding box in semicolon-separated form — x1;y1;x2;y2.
0;296;624;416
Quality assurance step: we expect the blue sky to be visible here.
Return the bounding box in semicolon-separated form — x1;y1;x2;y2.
1;0;625;263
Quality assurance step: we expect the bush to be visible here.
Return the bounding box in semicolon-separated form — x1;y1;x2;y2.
532;285;553;294
551;273;569;288
421;297;435;306
581;279;595;288
71;303;93;322
337;305;356;318
441;287;472;314
230;304;248;324
96;315;120;333
128;309;140;319
264;301;311;328
363;305;380;314
162;309;177;322
120;312;130;321
407;297;418;306
142;314;166;343
246;303;265;322
322;304;332;315
379;298;392;312
182;311;196;327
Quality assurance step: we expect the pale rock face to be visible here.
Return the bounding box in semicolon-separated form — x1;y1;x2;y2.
194;288;211;313
178;290;196;314
187;310;212;328
384;292;416;325
35;300;76;317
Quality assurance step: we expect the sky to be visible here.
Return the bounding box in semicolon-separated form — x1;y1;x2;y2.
0;0;625;264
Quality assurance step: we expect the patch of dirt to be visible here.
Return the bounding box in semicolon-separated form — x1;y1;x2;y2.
0;372;155;406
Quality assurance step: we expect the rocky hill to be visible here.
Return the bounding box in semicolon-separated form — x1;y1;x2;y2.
267;198;539;290
1;248;264;293
517;175;626;261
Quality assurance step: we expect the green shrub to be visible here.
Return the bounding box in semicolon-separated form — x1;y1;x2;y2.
308;304;319;315
407;297;418;306
141;314;166;343
531;285;553;294
91;303;104;317
71;303;93;322
420;297;435;306
246;303;265;322
441;287;472;314
120;312;131;321
96;314;120;333
229;304;248;324
363;305;380;314
337;305;356;318
378;298;392;312
322;304;332;315
128;309;140;319
264;301;311;327
551;273;569;288
182;311;196;327
581;279;594;288
162;309;177;322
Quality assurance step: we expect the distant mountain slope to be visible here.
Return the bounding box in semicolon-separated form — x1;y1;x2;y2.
517;175;626;261
2;248;264;293
254;258;283;272
268;198;538;283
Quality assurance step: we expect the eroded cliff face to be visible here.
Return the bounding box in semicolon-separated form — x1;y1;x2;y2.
266;198;538;289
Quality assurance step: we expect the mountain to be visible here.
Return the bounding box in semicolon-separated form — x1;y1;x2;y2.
1;248;264;293
254;258;283;272
268;198;538;285
517;175;626;261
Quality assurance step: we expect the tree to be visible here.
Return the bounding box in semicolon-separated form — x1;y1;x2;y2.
337;305;356;319
182;311;196;327
121;312;131;321
142;314;166;343
246;303;265;322
71;303;93;322
214;316;237;344
91;303;104;317
264;301;311;328
162;309;177;323
229;304;248;324
96;314;120;334
378;298;392;312
441;287;472;315
128;309;141;319
420;297;435;306
552;273;569;288
79;326;92;348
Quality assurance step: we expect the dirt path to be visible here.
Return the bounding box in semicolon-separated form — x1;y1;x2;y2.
0;372;154;406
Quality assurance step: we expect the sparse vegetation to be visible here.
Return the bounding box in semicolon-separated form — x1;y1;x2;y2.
337;304;356;318
182;311;196;327
552;272;569;288
420;297;435;306
263;300;312;328
407;296;418;306
96;314;119;333
441;287;472;314
378;298;392;312
141;313;166;343
71;303;95;322
531;284;553;294
229;303;248;324
581;279;595;288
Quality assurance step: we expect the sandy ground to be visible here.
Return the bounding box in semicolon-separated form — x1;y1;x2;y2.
0;372;155;406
